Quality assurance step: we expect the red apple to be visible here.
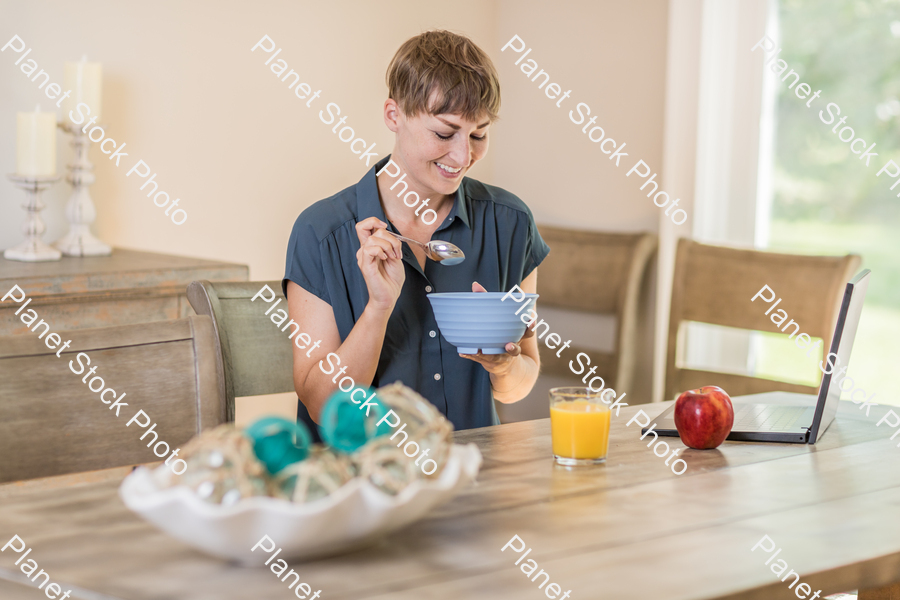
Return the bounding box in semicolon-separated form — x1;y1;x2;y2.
673;386;734;449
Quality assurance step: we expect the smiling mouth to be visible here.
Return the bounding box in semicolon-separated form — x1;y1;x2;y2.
435;162;463;175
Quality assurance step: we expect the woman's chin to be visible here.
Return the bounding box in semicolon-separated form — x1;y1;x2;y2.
437;182;462;196
429;174;463;196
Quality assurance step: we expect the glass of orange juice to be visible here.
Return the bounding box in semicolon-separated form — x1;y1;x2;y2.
550;387;610;466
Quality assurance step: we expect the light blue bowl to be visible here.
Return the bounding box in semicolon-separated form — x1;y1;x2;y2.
427;292;539;354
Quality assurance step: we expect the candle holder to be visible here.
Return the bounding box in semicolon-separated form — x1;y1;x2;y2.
53;121;112;256
4;174;62;262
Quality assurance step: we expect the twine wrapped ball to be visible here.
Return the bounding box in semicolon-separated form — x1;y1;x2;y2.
350;382;454;495
154;382;455;504
354;436;423;495
155;424;272;506
273;445;356;503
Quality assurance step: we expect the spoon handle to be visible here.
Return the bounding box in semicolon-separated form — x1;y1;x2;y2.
385;231;427;248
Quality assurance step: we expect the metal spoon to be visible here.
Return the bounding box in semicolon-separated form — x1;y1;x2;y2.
386;231;465;266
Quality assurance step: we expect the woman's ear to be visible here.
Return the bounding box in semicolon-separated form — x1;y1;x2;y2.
383;98;402;133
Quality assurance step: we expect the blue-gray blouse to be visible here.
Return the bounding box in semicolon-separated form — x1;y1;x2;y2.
283;155;549;434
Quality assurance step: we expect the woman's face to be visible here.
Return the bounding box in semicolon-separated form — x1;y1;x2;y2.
386;100;491;200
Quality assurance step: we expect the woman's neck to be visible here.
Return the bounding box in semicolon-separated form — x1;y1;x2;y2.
377;183;451;240
376;159;455;239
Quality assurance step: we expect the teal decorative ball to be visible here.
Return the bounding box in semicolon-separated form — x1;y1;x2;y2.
245;416;311;475
318;388;393;453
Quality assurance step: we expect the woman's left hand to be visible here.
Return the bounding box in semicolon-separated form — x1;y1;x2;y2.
458;281;534;375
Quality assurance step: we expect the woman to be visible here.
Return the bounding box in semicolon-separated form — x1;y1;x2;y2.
283;30;549;435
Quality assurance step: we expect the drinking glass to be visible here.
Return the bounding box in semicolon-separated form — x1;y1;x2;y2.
549;387;611;466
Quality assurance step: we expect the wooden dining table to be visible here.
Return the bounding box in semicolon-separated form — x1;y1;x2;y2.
3;398;900;600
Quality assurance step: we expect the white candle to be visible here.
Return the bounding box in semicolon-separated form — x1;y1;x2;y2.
16;106;56;177
63;57;102;122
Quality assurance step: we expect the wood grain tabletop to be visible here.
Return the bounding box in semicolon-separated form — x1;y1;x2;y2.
2;399;899;600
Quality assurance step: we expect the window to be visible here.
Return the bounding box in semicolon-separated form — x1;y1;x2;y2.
755;0;900;402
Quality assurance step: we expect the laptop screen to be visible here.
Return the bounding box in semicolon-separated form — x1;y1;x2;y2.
808;269;870;443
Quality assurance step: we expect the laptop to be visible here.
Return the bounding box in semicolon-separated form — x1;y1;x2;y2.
644;269;870;444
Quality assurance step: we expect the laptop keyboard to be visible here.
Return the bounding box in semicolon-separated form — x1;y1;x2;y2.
732;405;812;432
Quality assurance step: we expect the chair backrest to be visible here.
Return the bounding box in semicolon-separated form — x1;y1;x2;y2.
187;280;294;422
536;226;657;393
0;315;224;483
666;238;862;400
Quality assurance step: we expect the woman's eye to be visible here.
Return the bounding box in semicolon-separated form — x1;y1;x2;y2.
434;131;486;141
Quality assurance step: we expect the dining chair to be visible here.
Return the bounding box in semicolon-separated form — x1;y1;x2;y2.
0;315;224;483
186;280;294;424
665;238;861;401
533;226;658;394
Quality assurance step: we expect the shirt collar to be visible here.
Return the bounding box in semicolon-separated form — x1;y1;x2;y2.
356;156;390;223
442;182;471;230
358;155;471;230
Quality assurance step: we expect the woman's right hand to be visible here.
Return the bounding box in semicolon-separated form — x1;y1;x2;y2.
355;217;405;314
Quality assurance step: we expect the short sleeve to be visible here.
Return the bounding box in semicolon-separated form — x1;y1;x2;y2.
522;209;550;278
283;212;331;305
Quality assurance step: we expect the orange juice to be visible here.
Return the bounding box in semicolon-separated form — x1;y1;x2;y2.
550;400;610;460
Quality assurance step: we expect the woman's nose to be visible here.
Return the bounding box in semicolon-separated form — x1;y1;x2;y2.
448;137;471;166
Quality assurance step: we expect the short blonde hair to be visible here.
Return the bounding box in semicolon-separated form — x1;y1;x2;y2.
386;30;501;122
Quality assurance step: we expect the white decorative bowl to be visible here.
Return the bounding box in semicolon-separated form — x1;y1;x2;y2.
119;443;482;564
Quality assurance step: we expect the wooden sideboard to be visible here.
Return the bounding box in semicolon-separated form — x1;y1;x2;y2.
0;248;248;335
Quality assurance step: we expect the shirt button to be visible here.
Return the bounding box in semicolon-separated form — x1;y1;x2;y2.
429;330;436;338
434;373;442;381
425;286;433;292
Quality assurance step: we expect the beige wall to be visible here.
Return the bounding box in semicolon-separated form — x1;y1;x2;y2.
0;0;498;278
1;0;669;410
1;0;668;274
492;0;669;233
491;0;669;413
